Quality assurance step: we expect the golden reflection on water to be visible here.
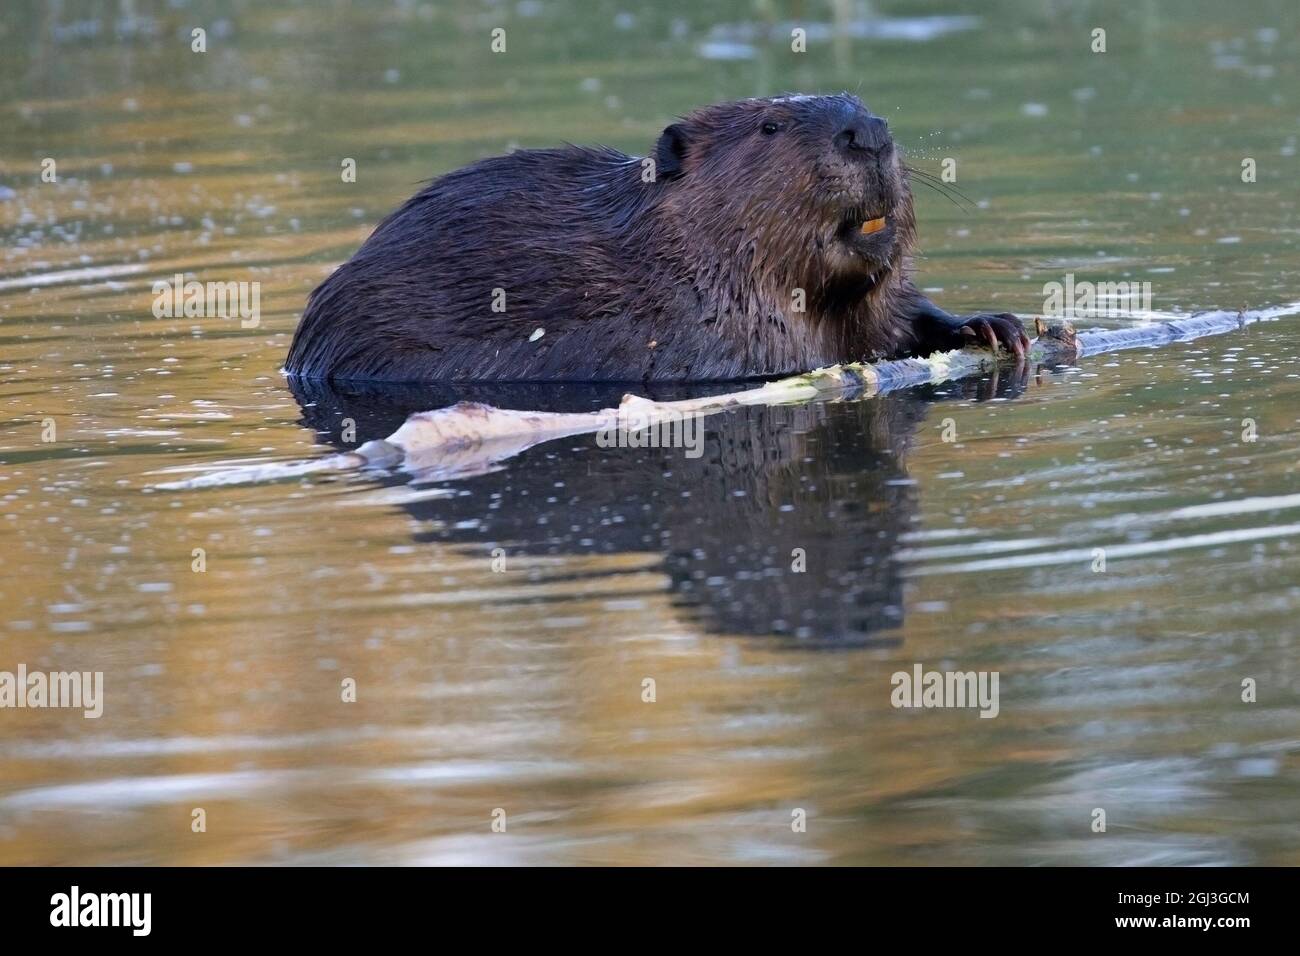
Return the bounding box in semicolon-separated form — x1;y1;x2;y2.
2;0;1299;864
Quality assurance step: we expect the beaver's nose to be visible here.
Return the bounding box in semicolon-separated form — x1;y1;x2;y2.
833;115;891;157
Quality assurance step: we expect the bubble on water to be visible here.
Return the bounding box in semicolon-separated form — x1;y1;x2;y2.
1235;758;1278;777
698;41;756;60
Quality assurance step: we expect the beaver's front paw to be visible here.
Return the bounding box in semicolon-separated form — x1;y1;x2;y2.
954;313;1030;361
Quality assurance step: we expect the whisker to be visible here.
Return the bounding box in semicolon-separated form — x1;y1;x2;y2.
904;160;977;195
905;174;975;211
901;163;977;210
902;161;973;195
912;179;971;210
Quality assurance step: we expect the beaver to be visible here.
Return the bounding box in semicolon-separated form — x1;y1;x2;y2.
284;93;1028;383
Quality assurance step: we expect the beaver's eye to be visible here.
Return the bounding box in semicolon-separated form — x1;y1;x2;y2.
761;122;781;136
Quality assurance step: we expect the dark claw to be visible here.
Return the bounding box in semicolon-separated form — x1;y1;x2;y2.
959;313;1028;364
980;320;998;355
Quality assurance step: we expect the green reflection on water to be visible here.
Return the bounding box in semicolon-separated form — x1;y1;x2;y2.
0;0;1297;866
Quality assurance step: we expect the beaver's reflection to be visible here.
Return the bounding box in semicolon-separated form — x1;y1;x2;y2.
290;373;1022;647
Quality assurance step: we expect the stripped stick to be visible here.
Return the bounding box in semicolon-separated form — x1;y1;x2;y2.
153;306;1295;490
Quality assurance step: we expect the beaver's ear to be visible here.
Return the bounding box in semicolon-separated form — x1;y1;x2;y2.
653;124;689;181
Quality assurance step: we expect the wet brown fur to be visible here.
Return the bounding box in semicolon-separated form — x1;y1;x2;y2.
285;94;1020;383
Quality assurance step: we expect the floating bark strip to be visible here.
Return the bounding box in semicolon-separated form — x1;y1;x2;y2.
349;310;1253;479
151;305;1298;490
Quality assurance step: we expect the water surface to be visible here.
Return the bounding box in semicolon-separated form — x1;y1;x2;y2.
1;0;1298;865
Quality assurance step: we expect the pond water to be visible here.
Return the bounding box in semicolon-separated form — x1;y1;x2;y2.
1;0;1297;865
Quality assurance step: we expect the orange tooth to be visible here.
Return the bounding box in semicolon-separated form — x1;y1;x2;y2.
861;217;887;235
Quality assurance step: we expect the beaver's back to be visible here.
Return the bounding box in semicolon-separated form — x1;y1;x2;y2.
285;146;653;382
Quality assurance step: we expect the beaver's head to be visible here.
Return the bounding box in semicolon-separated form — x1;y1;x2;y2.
651;94;916;299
